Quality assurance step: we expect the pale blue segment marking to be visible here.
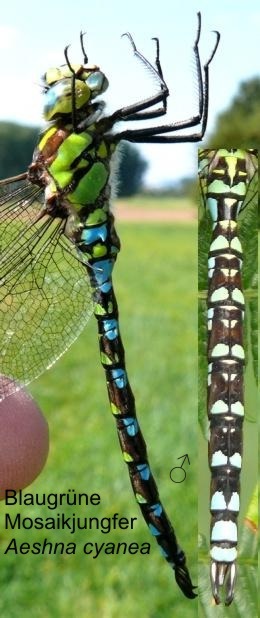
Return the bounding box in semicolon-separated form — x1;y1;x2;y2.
231;401;244;416
210;235;229;251
210;287;229;302
211;491;240;512
229;453;242;468
232;288;244;304
207;197;218;221
210;546;237;562
211;491;226;511
232;344;244;359
211;450;228;466
208;179;246;197
210;400;228;414
230;237;242;252
211;343;229;357
208;256;216;270
211;520;237;542
227;492;240;512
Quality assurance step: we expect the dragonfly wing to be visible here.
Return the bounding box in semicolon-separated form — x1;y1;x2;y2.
0;179;94;400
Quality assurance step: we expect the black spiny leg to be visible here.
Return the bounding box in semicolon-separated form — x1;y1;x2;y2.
64;46;77;133
100;12;220;144
151;36;168;115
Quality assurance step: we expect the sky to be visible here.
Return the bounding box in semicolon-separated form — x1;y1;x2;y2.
0;0;259;187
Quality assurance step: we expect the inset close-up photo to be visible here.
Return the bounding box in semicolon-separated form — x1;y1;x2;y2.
198;148;258;611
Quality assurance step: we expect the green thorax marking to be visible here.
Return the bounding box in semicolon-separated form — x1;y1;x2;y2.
39;124;115;212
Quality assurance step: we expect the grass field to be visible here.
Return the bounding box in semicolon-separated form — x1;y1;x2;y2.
0;219;198;618
115;194;195;211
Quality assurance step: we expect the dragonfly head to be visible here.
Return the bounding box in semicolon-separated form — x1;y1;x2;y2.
42;64;108;121
42;34;108;121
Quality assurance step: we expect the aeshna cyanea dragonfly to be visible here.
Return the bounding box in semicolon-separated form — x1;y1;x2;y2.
198;149;258;605
0;14;220;599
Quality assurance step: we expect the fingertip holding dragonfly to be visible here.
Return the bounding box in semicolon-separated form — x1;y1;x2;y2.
0;376;49;500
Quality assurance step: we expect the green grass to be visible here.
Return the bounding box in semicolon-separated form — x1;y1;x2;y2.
0;221;198;618
115;194;195;210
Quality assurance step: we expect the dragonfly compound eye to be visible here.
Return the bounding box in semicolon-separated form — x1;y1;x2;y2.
84;71;109;97
43;78;91;121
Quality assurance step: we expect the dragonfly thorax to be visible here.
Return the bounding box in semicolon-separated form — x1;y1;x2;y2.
43;64;108;121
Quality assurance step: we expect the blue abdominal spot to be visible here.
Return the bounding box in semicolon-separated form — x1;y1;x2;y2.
122;417;139;437
110;368;127;389
92;259;113;292
81;224;108;244
103;318;118;340
149;524;160;536
136;463;150;481
150;503;163;517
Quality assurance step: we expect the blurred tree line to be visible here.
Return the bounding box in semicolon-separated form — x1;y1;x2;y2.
0;124;148;197
206;77;260;149
0;123;39;179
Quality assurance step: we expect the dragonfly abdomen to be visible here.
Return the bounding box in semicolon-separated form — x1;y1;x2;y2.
207;243;244;605
204;149;254;605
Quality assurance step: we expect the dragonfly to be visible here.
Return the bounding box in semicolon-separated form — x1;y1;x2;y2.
0;13;219;600
198;149;258;605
